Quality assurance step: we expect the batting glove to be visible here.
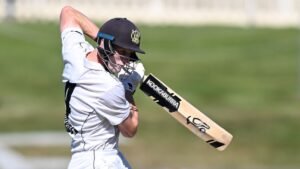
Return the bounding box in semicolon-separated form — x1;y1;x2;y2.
118;61;145;93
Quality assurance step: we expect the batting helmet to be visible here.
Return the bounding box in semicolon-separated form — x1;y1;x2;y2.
96;18;145;55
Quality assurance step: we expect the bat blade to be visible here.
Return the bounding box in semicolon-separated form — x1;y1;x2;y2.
139;73;233;151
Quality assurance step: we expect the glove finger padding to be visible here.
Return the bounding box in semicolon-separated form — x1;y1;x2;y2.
118;61;145;93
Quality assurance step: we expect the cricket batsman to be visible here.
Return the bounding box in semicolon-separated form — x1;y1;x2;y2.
59;5;145;169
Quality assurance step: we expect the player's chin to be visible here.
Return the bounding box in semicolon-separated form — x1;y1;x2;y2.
108;65;122;74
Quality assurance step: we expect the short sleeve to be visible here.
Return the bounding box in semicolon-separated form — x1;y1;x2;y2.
96;84;130;126
61;27;85;48
61;27;94;82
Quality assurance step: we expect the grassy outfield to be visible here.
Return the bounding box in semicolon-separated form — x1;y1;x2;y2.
0;22;299;168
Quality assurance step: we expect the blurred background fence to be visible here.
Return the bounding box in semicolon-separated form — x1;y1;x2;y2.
1;0;300;27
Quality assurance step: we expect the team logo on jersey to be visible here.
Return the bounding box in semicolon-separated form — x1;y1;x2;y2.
131;29;140;44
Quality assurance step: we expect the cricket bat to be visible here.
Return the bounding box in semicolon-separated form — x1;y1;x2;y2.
139;73;233;151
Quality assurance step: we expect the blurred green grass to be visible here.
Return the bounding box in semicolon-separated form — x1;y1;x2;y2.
0;22;299;168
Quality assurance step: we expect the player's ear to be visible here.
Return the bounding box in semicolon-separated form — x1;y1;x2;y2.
97;39;104;48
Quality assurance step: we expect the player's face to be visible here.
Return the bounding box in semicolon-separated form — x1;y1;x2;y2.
108;46;133;74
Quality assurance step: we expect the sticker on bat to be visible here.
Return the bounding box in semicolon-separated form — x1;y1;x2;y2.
140;75;181;112
186;116;210;133
206;139;225;148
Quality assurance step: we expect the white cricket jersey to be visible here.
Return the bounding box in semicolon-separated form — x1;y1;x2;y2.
61;27;130;153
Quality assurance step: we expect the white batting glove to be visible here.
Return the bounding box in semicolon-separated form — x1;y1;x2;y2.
118;61;145;93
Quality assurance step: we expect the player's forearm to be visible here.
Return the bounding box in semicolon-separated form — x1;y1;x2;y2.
60;6;98;40
118;92;139;137
118;107;139;138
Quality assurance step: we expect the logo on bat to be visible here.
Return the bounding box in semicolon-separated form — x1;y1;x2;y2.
140;75;181;112
186;116;210;133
